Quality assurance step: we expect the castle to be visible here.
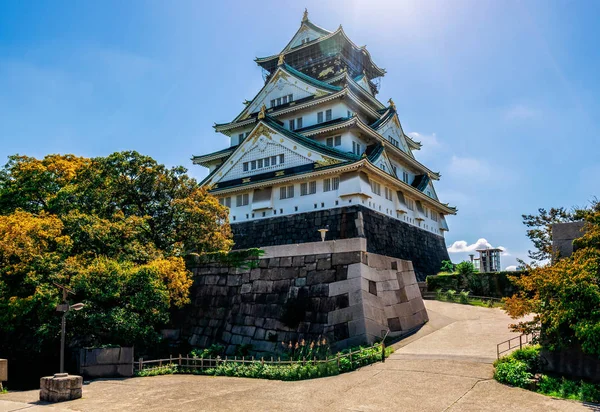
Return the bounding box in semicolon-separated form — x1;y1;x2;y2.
192;10;456;280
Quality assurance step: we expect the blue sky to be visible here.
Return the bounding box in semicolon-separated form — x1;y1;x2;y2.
1;0;599;269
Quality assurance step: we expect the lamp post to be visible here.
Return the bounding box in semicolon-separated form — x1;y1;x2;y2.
55;284;84;375
317;225;329;242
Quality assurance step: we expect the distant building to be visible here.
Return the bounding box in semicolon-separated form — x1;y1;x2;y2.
476;248;502;272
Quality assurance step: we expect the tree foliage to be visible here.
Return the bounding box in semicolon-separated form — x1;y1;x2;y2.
521;200;599;264
505;209;600;357
0;152;232;357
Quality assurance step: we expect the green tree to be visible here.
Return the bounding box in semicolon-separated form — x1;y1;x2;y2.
455;261;475;276
505;209;600;357
0;152;232;359
440;260;454;273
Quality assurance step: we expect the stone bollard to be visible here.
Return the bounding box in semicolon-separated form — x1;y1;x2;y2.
40;373;83;402
0;359;7;391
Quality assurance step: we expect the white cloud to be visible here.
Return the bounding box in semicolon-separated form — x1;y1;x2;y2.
505;265;518;271
447;238;493;253
505;104;540;120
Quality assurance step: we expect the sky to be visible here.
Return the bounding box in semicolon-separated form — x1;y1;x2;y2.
1;0;599;270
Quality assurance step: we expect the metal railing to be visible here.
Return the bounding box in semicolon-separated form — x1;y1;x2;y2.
136;341;388;373
496;332;539;359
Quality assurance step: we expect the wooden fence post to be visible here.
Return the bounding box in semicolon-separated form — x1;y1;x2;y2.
179;354;182;366
519;335;523;350
336;355;340;369
381;342;386;363
139;357;143;371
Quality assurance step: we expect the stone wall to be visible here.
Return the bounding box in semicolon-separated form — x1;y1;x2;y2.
231;205;449;280
77;347;134;379
180;239;427;356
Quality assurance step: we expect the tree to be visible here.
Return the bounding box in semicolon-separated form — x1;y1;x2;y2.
521;199;599;265
505;209;600;357
0;152;231;360
455;261;475;276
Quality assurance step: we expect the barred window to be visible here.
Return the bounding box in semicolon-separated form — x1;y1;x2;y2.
371;181;381;196
332;177;339;190
280;185;294;199
236;193;249;207
323;178;331;192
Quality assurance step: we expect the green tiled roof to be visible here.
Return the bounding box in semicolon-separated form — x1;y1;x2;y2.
369;107;394;129
282;64;342;92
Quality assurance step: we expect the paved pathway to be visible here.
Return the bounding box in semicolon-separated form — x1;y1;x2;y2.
1;301;594;412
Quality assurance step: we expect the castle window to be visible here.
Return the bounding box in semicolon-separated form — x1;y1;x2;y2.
289;119;295;131
243;162;249;172
280;185;294;199
279;154;285;164
257;159;263;168
424;207;429;218
317;112;324;123
264;157;270;167
335;135;341;146
432;213;439;222
301;181;316;195
323;178;331;192
371;181;381;196
406;198;415;211
270;99;276;108
276;97;281;106
402;171;410;184
384;187;393;201
392;165;397;176
288;94;293;102
271;155;277;165
251;160;257;170
325;109;332;121
296;117;303;128
236;193;249;207
332;177;339;190
282;95;288;104
352;141;362;156
388;136;399;147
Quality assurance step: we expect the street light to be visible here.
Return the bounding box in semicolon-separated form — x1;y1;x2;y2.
318;225;329;242
54;284;85;375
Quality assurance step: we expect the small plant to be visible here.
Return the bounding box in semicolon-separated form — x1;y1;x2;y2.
455;261;476;276
435;288;444;300
493;358;532;388
281;338;330;361
190;344;225;359
445;289;456;302
1;386;7;394
440;260;454;273
136;364;178;377
459;290;470;304
487;299;495;308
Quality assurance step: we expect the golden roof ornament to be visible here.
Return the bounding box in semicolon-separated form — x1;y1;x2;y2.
388;98;396;110
258;104;267;120
278;53;285;66
302;8;308;23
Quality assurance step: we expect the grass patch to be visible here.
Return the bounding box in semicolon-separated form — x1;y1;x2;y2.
494;345;600;404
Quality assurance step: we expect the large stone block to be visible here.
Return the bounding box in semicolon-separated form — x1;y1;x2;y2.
40;374;83;403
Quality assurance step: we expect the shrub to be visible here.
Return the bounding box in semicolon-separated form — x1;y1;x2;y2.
493;358;532;388
440;260;454;273
435;289;444;300
189;344;224;359
459;290;470;304
445;289;456;302
510;345;542;372
455;261;476;276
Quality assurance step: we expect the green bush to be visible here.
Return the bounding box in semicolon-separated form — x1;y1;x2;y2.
445;289;456;302
494;358;532;388
510;345;542;372
435;289;444;300
426;271;524;298
459;290;470;304
189;344;224;359
440;260;454;273
455;261;475;276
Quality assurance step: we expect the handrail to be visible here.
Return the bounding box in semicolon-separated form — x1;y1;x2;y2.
496;332;539;359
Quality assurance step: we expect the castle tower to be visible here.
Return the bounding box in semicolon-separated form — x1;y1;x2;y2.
192;10;457;279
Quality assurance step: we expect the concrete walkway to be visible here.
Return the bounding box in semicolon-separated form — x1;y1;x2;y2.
1;301;593;411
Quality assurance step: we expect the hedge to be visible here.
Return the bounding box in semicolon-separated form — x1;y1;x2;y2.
426;271;525;298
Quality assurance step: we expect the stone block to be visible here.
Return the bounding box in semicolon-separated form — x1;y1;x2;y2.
379;290;399;306
316;258;332;270
304;255;316;263
334;265;348;281
230;334;243;345
227;275;242;286
401;270;418;286
307;270;336;285
279;257;292;267
347;263;363;279
376;279;400;292
295;277;306;287
335;293;349;309
410;297;426;313
304;262;317;271
387;317;402;332
392;302;414;319
292;256;305;267
348;318;366;336
253;328;266;340
328;304;362;324
404;284;422;301
331;251;362;266
268;258;280;268
252;280;273;294
240;283;252;294
40;374;83;403
363;304;385;323
348;288;363;306
309;283;329;297
250;268;261;281
395;288;408;303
